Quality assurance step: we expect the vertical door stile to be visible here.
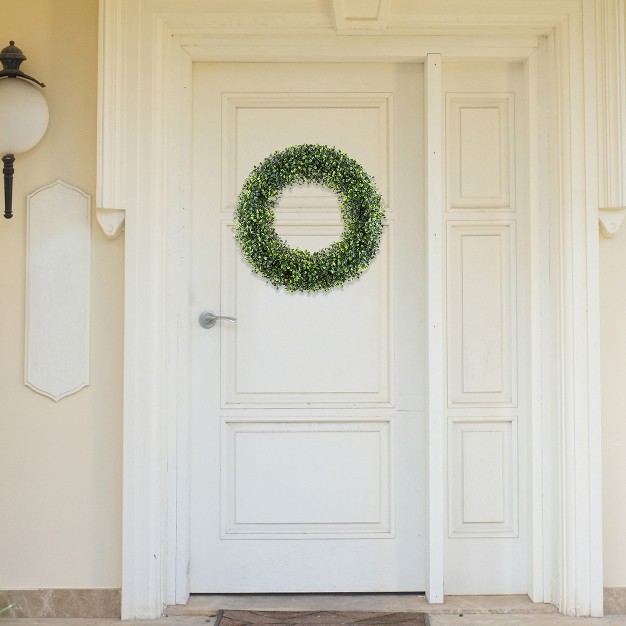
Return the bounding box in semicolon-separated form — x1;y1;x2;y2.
526;44;546;605
425;52;445;605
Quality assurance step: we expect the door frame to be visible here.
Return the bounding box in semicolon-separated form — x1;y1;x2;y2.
97;0;625;619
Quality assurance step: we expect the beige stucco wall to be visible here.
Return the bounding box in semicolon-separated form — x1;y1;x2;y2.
0;0;625;596
601;232;626;588
0;0;122;588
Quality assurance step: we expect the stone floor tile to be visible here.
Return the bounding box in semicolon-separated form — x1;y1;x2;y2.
219;610;286;623
0;618;215;626
428;614;626;625
355;612;425;624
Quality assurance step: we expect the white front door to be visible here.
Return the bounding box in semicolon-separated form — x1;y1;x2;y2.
189;62;426;592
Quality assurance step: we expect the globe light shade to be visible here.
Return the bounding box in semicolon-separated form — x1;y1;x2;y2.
0;78;48;155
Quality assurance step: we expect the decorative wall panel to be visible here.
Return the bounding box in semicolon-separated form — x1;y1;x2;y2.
447;95;515;211
448;417;518;537
447;222;517;407
25;180;91;401
222;419;392;538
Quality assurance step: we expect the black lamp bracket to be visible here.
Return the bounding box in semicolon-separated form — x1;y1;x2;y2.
2;155;14;219
0;41;45;87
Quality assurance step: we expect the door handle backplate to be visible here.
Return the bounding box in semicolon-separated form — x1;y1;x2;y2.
199;310;237;330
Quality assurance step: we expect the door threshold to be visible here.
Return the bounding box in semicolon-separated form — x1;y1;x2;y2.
167;594;558;616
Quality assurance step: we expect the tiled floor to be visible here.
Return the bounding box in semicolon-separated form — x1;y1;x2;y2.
1;595;626;625
1;615;626;625
429;616;626;625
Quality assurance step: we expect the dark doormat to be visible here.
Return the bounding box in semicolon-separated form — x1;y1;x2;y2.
215;610;427;626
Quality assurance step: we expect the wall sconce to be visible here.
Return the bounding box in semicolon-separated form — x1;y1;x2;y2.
0;41;48;219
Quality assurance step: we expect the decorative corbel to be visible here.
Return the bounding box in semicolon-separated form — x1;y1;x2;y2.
599;207;626;238
96;207;125;240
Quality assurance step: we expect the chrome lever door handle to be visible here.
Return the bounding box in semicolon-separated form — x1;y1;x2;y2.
199;310;237;330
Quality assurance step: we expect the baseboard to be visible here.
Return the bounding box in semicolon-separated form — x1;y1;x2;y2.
0;588;120;618
605;587;626;615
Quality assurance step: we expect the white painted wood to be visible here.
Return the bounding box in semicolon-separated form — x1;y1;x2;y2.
596;0;626;214
221;95;390;213
96;0;127;215
96;0;622;617
448;418;518;536
460;235;506;392
582;1;605;615
222;222;390;405
443;62;528;596
425;52;445;605
190;61;424;593
447;223;517;406
218;93;392;407
447;95;515;210
101;0;174;618
222;420;391;537
525;43;548;604
25;180;90;401
164;37;195;609
462;431;505;522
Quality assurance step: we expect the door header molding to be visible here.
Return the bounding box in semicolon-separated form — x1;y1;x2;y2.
97;0;625;618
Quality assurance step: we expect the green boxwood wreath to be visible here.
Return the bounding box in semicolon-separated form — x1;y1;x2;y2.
234;144;386;292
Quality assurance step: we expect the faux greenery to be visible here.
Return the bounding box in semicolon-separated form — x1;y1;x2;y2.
234;144;385;292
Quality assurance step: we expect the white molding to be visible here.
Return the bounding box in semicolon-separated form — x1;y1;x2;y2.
165;35;194;609
596;0;626;212
331;0;391;31
526;40;549;604
447;417;519;538
25;180;91;401
425;52;444;605
568;2;604;615
97;0;128;215
96;208;125;239
584;3;607;616
595;1;626;240
97;0;621;618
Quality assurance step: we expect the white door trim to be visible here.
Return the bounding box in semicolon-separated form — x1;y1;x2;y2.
424;52;444;605
97;0;626;618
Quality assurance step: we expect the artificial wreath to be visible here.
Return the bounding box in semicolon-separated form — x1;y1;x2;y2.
233;144;385;292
